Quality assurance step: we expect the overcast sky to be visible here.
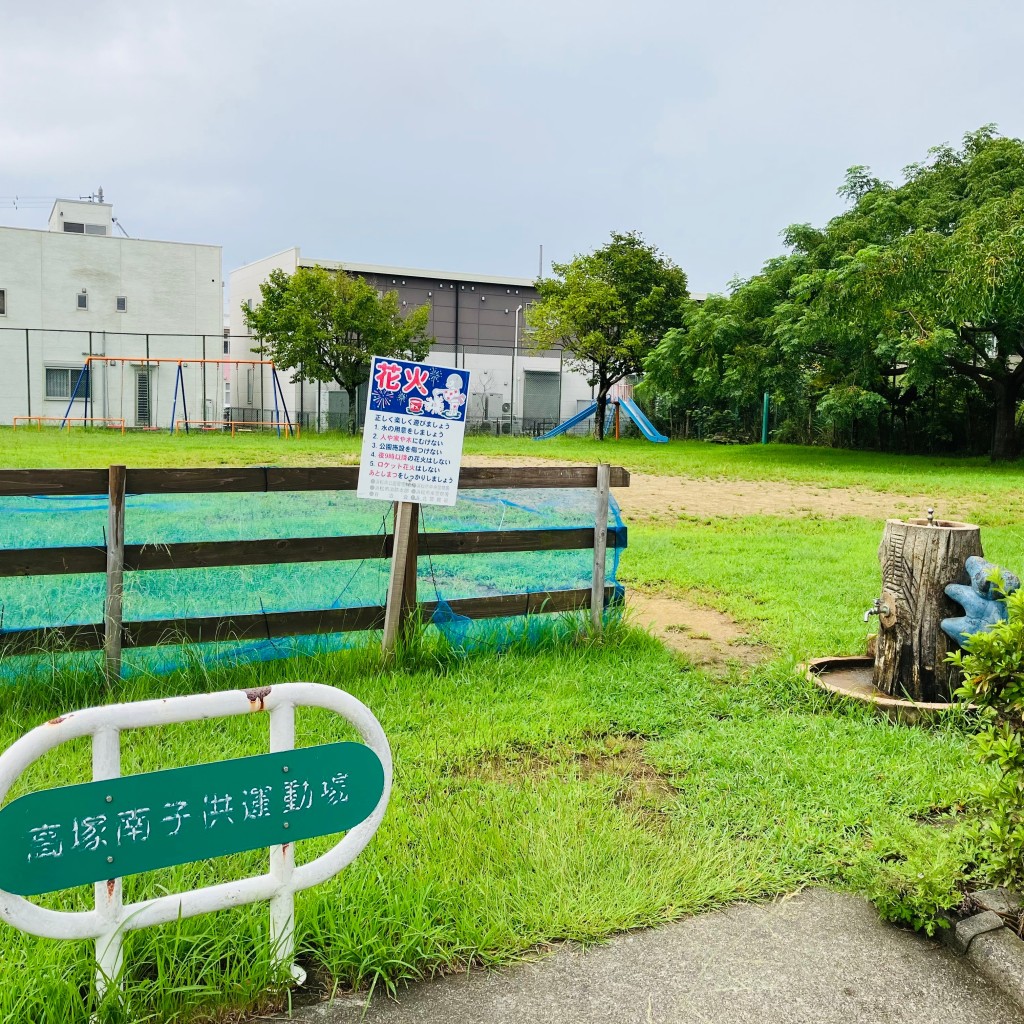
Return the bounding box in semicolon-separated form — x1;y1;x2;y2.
2;1;1022;296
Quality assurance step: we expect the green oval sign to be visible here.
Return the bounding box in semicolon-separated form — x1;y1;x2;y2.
0;742;385;896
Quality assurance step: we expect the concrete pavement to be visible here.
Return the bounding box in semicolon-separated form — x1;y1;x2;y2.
283;889;1018;1023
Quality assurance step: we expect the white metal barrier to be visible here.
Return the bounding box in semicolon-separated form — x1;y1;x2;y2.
0;682;392;997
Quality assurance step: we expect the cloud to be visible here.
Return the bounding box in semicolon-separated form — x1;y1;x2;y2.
0;0;1021;292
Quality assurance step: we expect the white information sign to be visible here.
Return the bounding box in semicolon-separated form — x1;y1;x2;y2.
357;356;471;507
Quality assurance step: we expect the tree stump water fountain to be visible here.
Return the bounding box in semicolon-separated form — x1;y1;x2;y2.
809;511;1018;718
868;515;982;702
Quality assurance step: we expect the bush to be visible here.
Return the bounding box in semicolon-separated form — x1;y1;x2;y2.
850;824;967;935
951;587;1024;888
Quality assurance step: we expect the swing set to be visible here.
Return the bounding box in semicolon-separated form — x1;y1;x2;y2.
58;357;297;437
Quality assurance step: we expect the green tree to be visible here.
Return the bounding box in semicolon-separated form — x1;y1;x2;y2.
526;231;689;439
797;128;1024;460
243;265;432;433
644;127;1024;459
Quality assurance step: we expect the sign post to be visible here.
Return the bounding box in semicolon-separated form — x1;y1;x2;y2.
357;356;471;649
0;683;390;999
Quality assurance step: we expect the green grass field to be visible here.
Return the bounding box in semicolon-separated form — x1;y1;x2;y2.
6;426;1024;493
0;427;1019;1022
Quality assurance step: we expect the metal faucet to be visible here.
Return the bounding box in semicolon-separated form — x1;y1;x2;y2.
927;507;935;526
863;598;890;623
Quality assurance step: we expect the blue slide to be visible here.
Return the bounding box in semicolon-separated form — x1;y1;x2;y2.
617;397;669;443
533;400;598;440
534;397;669;443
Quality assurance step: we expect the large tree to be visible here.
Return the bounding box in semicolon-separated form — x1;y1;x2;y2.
644;127;1024;459
243;265;432;433
795;128;1024;460
526;231;689;439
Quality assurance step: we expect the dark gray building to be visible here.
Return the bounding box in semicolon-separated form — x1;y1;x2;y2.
229;249;594;433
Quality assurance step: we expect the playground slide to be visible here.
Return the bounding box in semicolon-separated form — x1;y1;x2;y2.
617;397;669;443
533;400;598;440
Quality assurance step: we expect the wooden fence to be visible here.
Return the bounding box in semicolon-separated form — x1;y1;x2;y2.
0;464;629;680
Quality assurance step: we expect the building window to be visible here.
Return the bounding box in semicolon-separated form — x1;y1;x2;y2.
223;336;230;355
77;292;88;310
116;296;127;312
0;289;5;316
45;367;73;399
62;222;105;235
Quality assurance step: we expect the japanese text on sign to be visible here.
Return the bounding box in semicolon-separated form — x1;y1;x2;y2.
0;741;384;896
357;356;471;507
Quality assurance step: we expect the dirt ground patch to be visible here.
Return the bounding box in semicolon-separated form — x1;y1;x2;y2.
460;455;954;521
451;734;677;814
627;591;764;667
619;473;950;522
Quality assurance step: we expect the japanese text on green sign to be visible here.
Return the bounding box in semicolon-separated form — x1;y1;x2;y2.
0;741;385;896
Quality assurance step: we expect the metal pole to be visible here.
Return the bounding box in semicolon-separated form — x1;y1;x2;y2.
169;364;181;434
180;364;190;435
271;367;281;437
86;332;93;424
93;724;123;999
511;304;522;436
454;284;460;369
24;329;31;417
268;699;305;984
761;392;770;445
61;365;89;429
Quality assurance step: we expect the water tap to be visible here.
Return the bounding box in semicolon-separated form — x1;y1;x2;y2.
863;598;890;623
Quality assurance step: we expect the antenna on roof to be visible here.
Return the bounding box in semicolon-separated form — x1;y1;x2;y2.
79;187;104;203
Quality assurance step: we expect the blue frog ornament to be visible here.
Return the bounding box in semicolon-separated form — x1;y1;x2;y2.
941;555;1021;647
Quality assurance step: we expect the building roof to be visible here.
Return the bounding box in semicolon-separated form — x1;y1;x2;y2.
298;257;536;289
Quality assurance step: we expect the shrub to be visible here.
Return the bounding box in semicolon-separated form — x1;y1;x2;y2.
951;587;1024;888
851;824;967;935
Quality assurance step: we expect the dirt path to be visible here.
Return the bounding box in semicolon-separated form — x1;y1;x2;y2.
460;455;954;521
626;591;764;667
620;473;945;521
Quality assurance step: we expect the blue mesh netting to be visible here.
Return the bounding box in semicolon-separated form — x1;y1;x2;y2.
0;487;625;679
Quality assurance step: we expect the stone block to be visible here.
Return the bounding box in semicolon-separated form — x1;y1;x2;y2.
951;911;1006;955
971;887;1022;919
965;924;1024;1010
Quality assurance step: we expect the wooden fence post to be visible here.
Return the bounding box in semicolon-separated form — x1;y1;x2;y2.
104;465;127;684
382;501;419;653
592;463;611;633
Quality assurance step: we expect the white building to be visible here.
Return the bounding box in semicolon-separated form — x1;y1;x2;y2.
0;198;223;428
229;247;596;434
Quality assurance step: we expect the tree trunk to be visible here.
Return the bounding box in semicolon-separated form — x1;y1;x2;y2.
872;518;982;702
594;385;610;441
990;379;1020;461
346;387;358;434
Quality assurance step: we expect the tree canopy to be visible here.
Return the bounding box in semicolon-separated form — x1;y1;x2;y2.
243;265;432;432
644;127;1024;459
526;231;689;439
